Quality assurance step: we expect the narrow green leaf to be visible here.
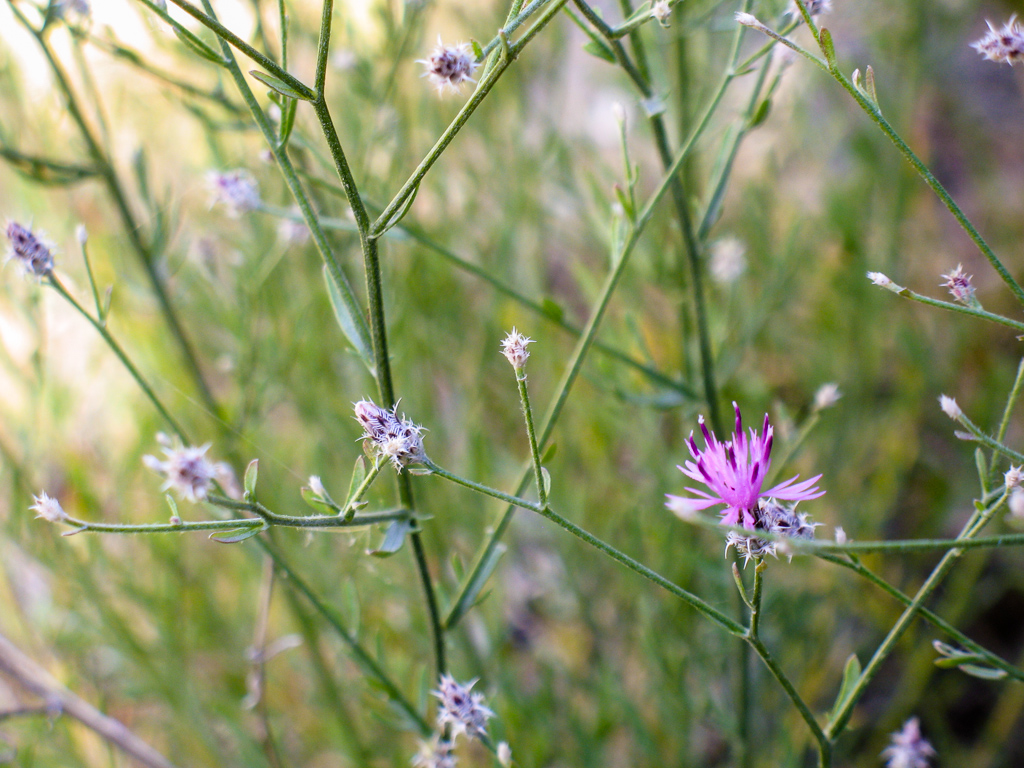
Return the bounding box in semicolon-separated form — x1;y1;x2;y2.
445;543;507;629
250;69;313;101
165;494;179;518
540;298;564;322
748;98;772;129
829;654;861;721
582;40;616;63
471;40;484;60
367;519;413;557
541;467;551;498
173;27;226;65
210;525;265;543
300;486;334;514
323;265;375;375
278;98;298;147
541;442;557;463
244;459;259;497
346;456;367;506
819;28;837;68
959;664;1008;680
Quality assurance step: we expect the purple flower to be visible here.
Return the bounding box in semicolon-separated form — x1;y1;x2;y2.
666;402;824;528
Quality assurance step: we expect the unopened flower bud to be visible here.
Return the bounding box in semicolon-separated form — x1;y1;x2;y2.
207;170;261;217
418;37;478;95
30;491;67;523
1006;465;1024;490
940;264;978;307
939;395;962;421
354;399;427;471
972;16;1024;66
651;0;671;27
500;327;534;370
813;383;842;411
6;222;54;277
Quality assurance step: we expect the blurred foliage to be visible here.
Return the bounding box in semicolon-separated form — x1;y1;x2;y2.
1;0;1024;765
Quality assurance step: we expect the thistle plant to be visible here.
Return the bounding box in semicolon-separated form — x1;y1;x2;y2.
4;0;1024;766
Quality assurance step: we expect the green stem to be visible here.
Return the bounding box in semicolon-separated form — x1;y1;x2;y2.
515;372;546;506
424;461;541;512
370;0;570;236
447;56;749;627
803;18;1024;305
46;275;189;443
308;0;445;681
11;2;222;422
990;357;1024;478
821;554;1024;683
159;0;316;99
881;284;1024;335
258;541;432;736
825;497;1004;737
748;637;831;766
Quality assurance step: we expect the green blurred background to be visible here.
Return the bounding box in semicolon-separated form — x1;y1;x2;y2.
1;0;1023;764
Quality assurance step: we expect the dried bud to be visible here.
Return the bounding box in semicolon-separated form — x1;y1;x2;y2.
940;264;978;307
882;717;935;768
787;0;831;18
207;169;261;217
353;399;427;471
834;526;847;545
813;383;842;411
30;491;68;523
500;327;534;370
1006;465;1024;490
651;0;671;27
143;435;219;502
972;16;1024;66
433;674;494;740
6;222;54;277
939;395;962;421
418;37;478;95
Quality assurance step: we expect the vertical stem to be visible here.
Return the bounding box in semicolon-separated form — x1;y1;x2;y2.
310;0;445;680
516;371;546;506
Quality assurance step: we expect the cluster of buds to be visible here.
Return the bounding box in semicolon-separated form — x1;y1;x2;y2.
207;169;261;217
6;222;54;278
972;16;1024;66
725;498;820;566
354;399;427;471
418;37;478;95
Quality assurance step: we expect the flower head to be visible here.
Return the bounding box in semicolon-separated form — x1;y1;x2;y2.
725;499;821;566
143;435;219;502
666;402;824;528
54;0;90;18
411;735;457;768
432;674;494;741
882;717;935;768
30;491;67;523
6;222;54;277
972;16;1024;66
939;395;962;420
500;328;534;370
651;0;671;27
709;236;747;285
788;0;831;18
418;37;478;95
207;169;260;216
940;264;977;306
1006;465;1024;490
354;399;427;471
813;383;842;411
